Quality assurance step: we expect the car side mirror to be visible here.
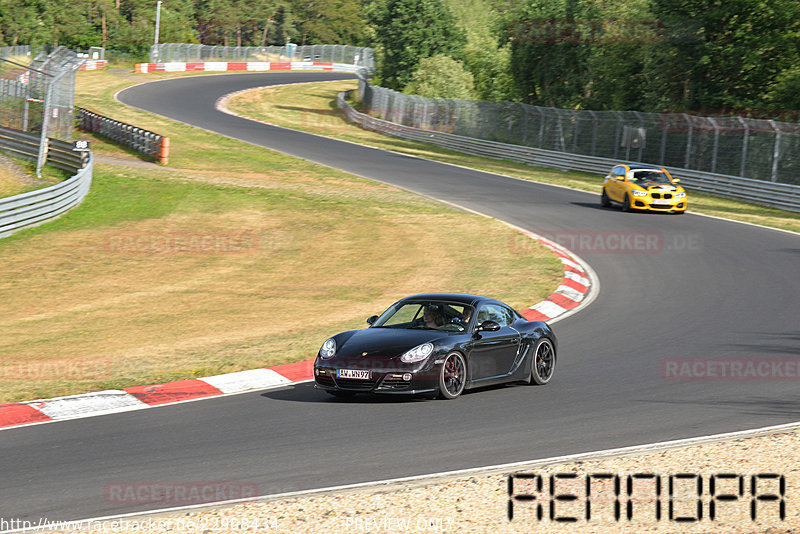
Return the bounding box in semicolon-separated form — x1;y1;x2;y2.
475;320;501;333
672;178;681;183
367;315;379;325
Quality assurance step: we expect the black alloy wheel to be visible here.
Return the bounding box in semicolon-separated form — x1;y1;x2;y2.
530;338;556;385
439;352;467;399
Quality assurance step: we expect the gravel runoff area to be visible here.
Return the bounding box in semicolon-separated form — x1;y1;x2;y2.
39;423;798;534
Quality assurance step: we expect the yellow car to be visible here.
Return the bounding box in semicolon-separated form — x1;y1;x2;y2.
601;165;687;214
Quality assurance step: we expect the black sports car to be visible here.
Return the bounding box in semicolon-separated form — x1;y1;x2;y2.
314;293;557;399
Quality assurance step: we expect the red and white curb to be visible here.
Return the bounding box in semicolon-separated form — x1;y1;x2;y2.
0;97;597;430
0;231;593;431
0;361;312;430
78;59;107;71
516;228;597;324
134;61;361;74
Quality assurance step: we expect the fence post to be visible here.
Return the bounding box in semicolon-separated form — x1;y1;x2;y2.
612;111;622;160
537;107;545;148
589;110;598;156
708;117;720;173
769;120;780;182
522;105;530;145
571;109;579;153
633;111;645;162
683;113;693;169
738;117;749;178
36;76;57;177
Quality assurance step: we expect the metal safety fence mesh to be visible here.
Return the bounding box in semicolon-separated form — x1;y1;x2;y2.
0;46;83;142
0;46;31;59
358;79;800;186
150;43;374;69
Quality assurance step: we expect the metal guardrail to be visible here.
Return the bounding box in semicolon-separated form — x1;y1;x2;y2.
0;126;93;238
358;79;800;188
76;108;169;164
338;92;800;213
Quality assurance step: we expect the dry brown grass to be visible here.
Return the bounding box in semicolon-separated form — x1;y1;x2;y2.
0;70;564;403
0;153;44;198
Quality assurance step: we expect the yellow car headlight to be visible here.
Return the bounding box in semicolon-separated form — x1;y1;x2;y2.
674;192;687;198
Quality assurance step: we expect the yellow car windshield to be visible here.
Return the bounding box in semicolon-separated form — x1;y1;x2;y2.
631;170;671;184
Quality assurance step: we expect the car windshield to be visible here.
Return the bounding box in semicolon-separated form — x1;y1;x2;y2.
372;301;474;332
630;170;671;184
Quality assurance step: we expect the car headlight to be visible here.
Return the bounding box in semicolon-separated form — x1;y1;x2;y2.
674;192;686;198
400;342;434;363
319;338;336;359
632;190;648;197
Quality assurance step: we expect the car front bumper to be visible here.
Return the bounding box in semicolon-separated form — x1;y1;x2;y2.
313;365;439;395
633;199;687;211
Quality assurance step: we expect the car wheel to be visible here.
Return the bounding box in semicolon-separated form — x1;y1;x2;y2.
438;352;467;399
530;338;556;385
622;193;632;212
601;189;611;207
327;390;356;398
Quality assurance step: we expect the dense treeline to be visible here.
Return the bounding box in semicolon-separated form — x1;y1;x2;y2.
368;0;800;117
2;0;798;116
0;0;367;56
504;0;800;115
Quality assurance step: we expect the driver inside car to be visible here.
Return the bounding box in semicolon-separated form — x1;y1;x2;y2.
421;305;444;329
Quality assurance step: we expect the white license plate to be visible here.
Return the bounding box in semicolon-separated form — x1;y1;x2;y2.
652;199;673;205
337;369;370;379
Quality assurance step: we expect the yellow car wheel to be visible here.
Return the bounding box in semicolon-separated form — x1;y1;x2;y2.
601;189;611;208
622;193;632;212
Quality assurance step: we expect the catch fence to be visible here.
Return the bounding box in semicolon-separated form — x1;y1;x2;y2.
0;46;85;175
150;43;374;69
358;80;800;187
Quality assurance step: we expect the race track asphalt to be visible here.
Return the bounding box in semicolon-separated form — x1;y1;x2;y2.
2;72;799;522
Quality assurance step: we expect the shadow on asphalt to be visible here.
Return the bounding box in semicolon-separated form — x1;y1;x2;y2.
261;382;430;404
260;381;515;404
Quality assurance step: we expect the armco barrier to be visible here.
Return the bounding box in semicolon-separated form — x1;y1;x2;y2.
337;92;800;213
76;108;169;164
134;61;364;74
0;126;93;238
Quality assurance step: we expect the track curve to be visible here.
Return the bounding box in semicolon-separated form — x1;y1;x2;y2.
2;72;798;522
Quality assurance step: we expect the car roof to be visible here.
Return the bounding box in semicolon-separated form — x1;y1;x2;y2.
399;293;502;307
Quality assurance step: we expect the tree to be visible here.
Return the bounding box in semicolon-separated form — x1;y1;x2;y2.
645;0;800;113
766;67;800;117
403;54;476;99
504;0;596;107
370;0;466;91
0;0;54;47
269;4;297;45
293;0;366;45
